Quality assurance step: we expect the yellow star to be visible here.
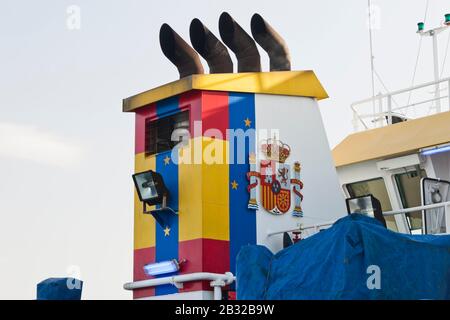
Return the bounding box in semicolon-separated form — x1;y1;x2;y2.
244;118;252;127
163;226;171;237
163;156;171;165
231;180;239;190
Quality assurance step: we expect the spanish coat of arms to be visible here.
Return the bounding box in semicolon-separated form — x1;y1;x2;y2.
247;138;304;217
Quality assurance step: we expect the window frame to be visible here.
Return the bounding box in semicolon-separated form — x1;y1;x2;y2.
344;177;398;231
392;167;427;232
420;177;449;234
345;177;393;211
144;109;191;157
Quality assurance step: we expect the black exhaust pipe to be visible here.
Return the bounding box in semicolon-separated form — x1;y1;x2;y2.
219;12;261;72
251;13;291;71
159;23;204;78
190;18;233;74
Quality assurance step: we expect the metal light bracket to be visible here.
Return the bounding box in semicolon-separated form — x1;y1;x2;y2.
143;195;178;229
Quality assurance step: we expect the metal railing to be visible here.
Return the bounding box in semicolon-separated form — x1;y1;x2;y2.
267;201;450;239
267;221;335;237
351;77;450;132
123;272;235;300
383;201;450;235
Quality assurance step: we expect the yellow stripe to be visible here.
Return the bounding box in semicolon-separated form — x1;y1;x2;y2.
134;138;231;244
268;190;274;208
178;137;203;242
269;191;273;208
123;71;328;112
202;138;229;241
178;137;230;241
134;153;156;250
261;187;264;205
264;187;267;207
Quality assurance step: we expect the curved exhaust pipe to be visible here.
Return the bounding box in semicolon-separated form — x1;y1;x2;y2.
190;19;233;74
159;23;204;78
251;13;291;71
219;12;261;72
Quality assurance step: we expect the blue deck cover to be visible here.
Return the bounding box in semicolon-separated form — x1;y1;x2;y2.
236;214;450;300
37;278;83;300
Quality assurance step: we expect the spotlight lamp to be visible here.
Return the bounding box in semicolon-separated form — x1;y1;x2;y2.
345;194;387;228
133;170;168;205
132;170;178;228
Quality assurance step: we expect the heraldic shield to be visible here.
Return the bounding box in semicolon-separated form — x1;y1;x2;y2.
247;138;304;217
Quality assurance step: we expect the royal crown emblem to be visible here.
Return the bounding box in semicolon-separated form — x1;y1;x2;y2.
247;138;304;216
260;137;291;163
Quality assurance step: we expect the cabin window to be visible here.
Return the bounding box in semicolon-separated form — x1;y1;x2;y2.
346;178;398;231
394;169;427;233
145;111;190;156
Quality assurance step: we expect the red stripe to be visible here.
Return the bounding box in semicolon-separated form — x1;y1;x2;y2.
269;188;272;209
180;90;202;138
269;192;273;208
133;247;156;299
201;92;229;140
179;239;230;292
269;193;273;209
135;104;157;154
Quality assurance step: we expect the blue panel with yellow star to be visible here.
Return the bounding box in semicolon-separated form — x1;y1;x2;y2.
228;92;257;276
155;97;180;296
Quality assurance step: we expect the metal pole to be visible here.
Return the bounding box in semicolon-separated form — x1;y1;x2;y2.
123;272;235;291
352;109;358;131
387;95;392;125
377;93;383;127
448;79;450;111
432;31;441;112
213;286;222;300
367;0;376;116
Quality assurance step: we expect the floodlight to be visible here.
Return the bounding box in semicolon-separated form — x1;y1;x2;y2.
133;170;169;206
132;170;178;228
346;194;387;227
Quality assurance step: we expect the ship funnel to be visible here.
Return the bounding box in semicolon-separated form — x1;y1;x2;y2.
159;23;204;78
251;13;291;71
219;12;261;72
190;18;233;74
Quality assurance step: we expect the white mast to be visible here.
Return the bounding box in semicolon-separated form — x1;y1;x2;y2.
417;17;450;113
367;0;376;116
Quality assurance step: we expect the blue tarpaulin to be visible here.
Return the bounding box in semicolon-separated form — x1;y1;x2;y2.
37;278;83;300
236;214;450;300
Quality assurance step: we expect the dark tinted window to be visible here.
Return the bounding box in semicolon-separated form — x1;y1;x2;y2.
145;111;189;156
394;169;427;232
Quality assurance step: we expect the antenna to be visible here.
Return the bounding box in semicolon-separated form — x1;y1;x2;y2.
416;13;450;113
367;0;376;116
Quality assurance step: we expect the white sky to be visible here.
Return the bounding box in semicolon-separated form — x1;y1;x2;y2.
0;0;449;299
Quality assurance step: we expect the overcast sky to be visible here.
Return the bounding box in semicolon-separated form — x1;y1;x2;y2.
0;0;449;299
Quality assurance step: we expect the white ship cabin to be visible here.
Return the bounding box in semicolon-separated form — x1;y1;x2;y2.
332;77;450;235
